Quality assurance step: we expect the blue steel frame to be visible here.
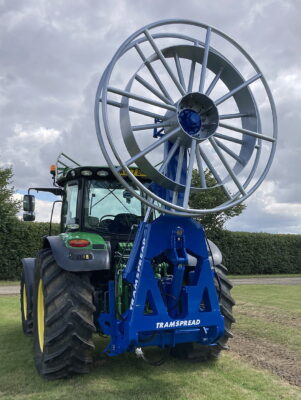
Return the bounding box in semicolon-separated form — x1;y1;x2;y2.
98;214;224;356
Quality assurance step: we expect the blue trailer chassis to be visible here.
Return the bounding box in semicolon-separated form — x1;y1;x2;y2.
98;214;224;356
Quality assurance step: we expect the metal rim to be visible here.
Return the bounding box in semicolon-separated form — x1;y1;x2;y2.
37;279;45;352
22;282;27;319
95;19;277;216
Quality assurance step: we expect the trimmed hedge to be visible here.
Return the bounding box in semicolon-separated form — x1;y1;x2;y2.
0;220;300;280
0;220;59;280
212;231;301;275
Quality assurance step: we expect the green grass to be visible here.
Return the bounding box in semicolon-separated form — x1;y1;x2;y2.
232;285;301;353
1;296;301;400
233;285;301;314
235;314;301;352
229;274;301;279
0;280;20;286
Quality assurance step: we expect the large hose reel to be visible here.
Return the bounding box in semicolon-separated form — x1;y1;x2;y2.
95;19;277;216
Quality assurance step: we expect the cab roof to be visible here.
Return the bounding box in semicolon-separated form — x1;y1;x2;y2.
55;166;150;186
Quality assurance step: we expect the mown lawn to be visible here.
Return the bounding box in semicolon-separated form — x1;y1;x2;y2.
0;281;20;286
233;285;301;313
0;290;300;400
233;285;301;349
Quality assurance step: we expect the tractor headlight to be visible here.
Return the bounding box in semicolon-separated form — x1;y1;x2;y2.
81;170;93;176
97;170;109;177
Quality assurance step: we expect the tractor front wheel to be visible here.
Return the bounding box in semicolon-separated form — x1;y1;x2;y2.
33;249;96;379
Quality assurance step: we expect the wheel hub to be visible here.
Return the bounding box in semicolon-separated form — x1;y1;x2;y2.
177;92;219;142
178;109;202;136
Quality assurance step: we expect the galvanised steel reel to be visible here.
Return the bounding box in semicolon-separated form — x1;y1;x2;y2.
95;19;277;216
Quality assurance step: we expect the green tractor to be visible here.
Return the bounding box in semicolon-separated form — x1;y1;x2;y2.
21;154;150;377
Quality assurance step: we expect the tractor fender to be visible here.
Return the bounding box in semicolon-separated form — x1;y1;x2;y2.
187;239;222;266
21;257;36;313
43;236;110;272
207;239;223;265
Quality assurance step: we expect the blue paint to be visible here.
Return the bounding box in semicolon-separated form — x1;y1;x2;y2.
150;141;187;207
98;215;224;356
178;109;202;136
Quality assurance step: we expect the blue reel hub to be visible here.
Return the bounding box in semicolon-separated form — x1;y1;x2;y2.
176;92;219;143
178;109;202;136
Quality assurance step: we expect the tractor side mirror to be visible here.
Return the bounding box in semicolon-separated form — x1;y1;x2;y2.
23;211;35;222
23;194;35;212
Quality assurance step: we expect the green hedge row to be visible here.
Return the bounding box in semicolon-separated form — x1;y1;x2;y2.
0;220;59;280
0;221;300;280
212;231;301;275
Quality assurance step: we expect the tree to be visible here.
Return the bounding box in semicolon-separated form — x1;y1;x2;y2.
0;167;21;231
189;169;246;236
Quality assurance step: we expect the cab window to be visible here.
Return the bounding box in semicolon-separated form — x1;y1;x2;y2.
62;181;78;231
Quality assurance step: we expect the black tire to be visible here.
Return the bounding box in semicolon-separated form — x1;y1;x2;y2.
20;270;33;336
171;264;235;360
33;249;96;379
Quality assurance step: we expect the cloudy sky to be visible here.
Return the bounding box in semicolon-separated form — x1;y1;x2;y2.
1;0;300;233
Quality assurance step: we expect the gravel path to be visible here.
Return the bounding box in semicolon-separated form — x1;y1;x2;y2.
233;277;301;285
0;286;20;295
0;277;300;295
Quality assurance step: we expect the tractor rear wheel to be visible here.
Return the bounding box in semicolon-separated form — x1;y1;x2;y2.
21;270;33;336
33;249;96;379
171;264;235;360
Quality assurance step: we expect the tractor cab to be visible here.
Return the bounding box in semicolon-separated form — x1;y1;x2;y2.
57;166;151;238
23;152;152;239
22;157;153;273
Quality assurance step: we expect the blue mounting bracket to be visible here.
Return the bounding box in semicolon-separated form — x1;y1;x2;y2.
98;215;224;356
153;118;164;138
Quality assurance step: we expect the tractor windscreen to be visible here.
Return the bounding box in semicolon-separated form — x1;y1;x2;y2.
84;179;145;234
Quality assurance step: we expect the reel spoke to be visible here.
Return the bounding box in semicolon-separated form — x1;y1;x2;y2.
198;145;232;199
219;122;275;142
172;146;185;205
183;140;197;207
199;27;211;93
144;29;186;96
135;74;174;105
188;59;196;92
135;43;173;102
121;127;180;168
214;132;244;145
132;122;173;131
159;138;181;174
103;99;167;120
209;137;246;195
174;53;186;92
195;147;207;188
205;66;223;96
107;86;176;111
215;73;262;106
215;138;245;165
219;113;249;120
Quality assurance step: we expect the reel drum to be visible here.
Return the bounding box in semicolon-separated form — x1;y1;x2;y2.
95;19;277;216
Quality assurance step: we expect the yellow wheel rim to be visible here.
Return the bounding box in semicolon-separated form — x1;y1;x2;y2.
22;283;27;320
37;279;45;352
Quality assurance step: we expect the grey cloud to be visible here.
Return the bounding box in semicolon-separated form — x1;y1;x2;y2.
0;0;300;232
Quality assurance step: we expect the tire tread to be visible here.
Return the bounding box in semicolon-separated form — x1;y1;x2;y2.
33;251;95;379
